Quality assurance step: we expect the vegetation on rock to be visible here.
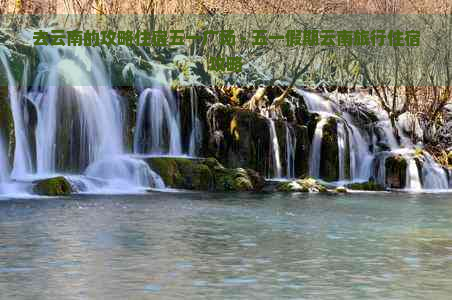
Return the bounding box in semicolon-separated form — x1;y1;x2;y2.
144;157;264;192
346;181;386;191
32;176;73;196
276;178;327;193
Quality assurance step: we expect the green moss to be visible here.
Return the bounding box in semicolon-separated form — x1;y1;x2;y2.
145;157;182;187
144;157;263;192
175;158;213;190
346;181;385;191
32;176;73;196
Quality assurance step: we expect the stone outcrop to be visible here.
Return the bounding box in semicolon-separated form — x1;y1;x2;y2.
143;157;265;192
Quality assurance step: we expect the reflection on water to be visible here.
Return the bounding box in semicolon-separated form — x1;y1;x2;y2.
1;192;452;299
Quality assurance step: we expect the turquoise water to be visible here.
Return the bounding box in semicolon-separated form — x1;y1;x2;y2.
1;192;452;299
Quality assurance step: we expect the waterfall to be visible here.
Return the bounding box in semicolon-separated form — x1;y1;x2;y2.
134;88;182;155
0;46;33;178
267;118;282;178
343;113;374;181
188;87;202;157
285;124;296;178
309;117;328;178
85;155;165;190
422;154;448;190
299;90;336;113
337;122;347;181
301;89;375;182
30;46;124;173
405;158;422;191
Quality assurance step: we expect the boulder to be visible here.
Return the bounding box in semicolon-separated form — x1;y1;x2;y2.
144;157;264;192
276;178;327;193
32;176;73;196
335;186;348;193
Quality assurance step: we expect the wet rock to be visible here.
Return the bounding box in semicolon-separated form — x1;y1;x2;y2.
346;181;385;191
144;157;264;192
0;86;15;165
32;176;73;196
335;186;348;193
206;104;310;178
276;178;327;193
385;155;407;189
320;117;339;181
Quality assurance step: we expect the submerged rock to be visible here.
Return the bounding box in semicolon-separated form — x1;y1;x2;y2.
276;178;327;193
346;181;385;191
32;176;73;196
144;157;264;192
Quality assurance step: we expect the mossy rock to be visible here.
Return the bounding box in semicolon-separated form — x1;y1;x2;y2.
448;151;452;166
213;167;258;192
145;157;200;189
346;181;385;191
320;117;339;181
385;155;407;189
276;178;327;193
32;176;73;196
335;186;348;193
143;157;264;192
175;158;213;190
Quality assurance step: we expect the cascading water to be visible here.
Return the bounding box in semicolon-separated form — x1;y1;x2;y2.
22;40;167;193
422;154;449;190
405;157;422;191
188;87;202;157
309;116;328;178
285;123;296;178
30;45;124;173
85;155;165;191
134;88;182;155
337;121;347;181
0;46;33;178
267;118;282;179
301;89;375;182
343;113;374;181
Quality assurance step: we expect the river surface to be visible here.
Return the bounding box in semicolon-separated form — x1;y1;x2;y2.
1;191;452;299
